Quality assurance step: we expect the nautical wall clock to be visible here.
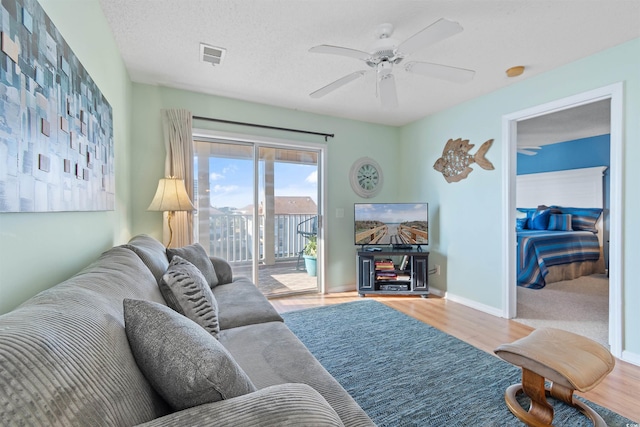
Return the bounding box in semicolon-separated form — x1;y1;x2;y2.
350;157;383;198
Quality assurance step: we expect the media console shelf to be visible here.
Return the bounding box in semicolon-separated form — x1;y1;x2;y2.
357;248;429;297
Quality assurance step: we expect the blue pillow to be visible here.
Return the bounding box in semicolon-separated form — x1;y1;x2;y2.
516;218;528;231
551;206;602;232
529;208;551;230
548;214;572;231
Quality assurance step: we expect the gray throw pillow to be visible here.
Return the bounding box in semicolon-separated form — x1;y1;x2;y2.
123;234;170;283
123;299;257;411
160;256;220;338
167;243;219;288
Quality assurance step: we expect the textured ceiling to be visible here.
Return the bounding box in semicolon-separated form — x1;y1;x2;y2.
517;99;611;148
98;0;640;127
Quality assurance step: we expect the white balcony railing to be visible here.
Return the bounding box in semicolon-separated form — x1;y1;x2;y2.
206;214;316;263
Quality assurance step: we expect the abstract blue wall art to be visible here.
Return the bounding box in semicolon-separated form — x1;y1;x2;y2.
0;0;114;212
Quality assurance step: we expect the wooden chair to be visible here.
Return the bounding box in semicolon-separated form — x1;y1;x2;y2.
495;328;615;427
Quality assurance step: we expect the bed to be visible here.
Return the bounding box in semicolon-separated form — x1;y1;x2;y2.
516;167;607;289
517;229;602;289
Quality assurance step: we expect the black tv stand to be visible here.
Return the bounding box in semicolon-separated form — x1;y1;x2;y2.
392;244;413;250
357;248;429;298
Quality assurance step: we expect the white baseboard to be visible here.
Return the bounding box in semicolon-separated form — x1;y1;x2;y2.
444;292;504;318
327;283;357;293
621;350;640;367
428;287;445;298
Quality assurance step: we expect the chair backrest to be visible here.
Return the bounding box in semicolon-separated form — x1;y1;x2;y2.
297;216;318;238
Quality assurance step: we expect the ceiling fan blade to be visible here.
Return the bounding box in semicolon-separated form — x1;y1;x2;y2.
310;71;367;98
517;149;539;156
398;18;463;55
517;146;541;156
405;61;475;83
378;74;398;109
309;45;371;61
519;145;542;150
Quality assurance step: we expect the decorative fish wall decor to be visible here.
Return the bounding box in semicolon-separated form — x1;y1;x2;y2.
433;138;494;183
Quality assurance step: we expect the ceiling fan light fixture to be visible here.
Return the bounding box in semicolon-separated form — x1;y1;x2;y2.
506;65;525;77
308;18;475;106
377;61;393;76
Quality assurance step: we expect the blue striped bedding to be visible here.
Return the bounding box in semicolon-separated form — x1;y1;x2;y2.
517;230;601;289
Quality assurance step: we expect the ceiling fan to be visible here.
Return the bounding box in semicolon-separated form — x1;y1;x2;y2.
308;18;475;109
517;146;542;156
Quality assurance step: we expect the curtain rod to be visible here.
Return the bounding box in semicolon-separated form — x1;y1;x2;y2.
192;115;334;141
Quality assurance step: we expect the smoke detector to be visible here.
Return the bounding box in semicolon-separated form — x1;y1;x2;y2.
200;43;226;66
506;65;525;77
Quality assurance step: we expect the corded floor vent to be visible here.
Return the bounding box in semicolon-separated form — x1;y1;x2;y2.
200;43;226;66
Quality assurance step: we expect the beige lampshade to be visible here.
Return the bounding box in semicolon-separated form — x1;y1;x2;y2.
147;178;195;212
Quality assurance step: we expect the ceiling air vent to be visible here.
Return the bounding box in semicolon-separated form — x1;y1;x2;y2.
200;43;226;66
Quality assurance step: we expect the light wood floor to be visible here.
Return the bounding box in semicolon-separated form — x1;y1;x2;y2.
270;291;640;423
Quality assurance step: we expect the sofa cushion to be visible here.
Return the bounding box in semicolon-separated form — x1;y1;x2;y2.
210;255;234;285
159;256;221;338
0;247;171;426
218;320;374;426
123;234;170;283
167;243;219;288
137;383;344;427
213;277;283;329
124;299;256;411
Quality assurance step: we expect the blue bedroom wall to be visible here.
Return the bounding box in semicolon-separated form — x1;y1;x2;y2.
516;134;610;175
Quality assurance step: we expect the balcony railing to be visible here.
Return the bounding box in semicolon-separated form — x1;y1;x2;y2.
205;213;316;263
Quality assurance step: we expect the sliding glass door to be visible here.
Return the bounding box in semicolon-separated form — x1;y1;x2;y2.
193;138;321;297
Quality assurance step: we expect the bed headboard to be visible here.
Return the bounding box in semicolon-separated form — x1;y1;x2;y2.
516;166;607;245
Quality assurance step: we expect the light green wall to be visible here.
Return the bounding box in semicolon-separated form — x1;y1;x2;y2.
0;0;132;314
400;38;640;354
130;84;400;291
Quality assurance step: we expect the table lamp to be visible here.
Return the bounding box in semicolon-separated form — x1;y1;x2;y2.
147;177;195;248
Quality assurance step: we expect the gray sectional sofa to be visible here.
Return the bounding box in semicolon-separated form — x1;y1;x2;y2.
0;234;374;426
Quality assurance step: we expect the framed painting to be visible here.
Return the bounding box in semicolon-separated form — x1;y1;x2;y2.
0;0;114;212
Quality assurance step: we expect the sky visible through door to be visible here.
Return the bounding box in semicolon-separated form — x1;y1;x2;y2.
202;158;317;211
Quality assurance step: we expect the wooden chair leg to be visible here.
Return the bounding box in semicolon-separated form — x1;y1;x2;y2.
504;368;554;427
549;382;573;405
571;399;608;427
550;382;608;427
522;368;554;425
505;375;609;427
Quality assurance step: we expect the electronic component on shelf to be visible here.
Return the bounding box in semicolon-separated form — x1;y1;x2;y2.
380;283;409;291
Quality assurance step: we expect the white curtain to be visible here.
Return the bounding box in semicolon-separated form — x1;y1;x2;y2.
161;109;194;247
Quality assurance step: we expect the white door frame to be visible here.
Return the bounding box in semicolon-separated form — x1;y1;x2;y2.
501;83;623;357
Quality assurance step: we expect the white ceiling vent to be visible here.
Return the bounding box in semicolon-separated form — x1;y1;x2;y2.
200;43;226;66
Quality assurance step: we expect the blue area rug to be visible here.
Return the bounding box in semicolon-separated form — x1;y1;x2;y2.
282;300;635;427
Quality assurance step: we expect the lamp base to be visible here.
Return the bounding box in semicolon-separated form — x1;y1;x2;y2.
166;211;174;248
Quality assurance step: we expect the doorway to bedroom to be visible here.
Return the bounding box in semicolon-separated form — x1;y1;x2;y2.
502;83;623;357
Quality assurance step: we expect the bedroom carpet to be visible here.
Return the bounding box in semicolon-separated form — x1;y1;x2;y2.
282;300;633;427
515;273;608;346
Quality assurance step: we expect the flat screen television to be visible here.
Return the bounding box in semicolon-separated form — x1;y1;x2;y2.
354;203;429;246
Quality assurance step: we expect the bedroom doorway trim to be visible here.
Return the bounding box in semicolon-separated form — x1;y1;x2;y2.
501;82;623;358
